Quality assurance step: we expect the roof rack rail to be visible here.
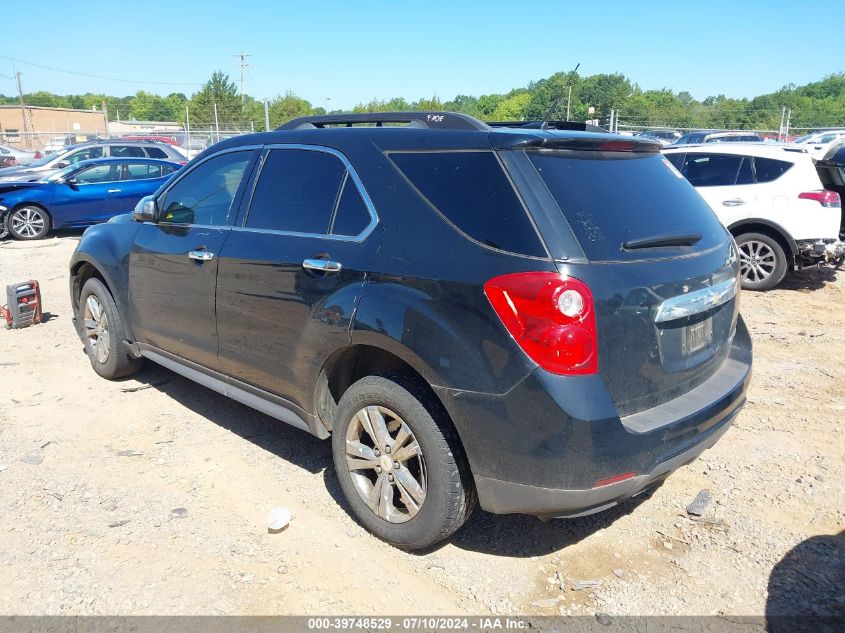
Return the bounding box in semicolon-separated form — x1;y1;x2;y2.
489;120;609;133
277;111;490;131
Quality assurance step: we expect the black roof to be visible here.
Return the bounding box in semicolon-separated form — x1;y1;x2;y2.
203;111;660;157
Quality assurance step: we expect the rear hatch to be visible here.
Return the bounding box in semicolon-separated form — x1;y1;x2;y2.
495;133;740;416
816;144;845;239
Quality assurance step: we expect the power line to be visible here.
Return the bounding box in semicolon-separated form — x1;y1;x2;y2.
0;54;200;87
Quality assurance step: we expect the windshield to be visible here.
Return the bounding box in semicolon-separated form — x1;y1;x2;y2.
40;163;82;182
27;148;71;168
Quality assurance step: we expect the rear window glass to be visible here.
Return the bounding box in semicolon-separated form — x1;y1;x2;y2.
389;151;545;257
754;157;792;183
528;151;726;261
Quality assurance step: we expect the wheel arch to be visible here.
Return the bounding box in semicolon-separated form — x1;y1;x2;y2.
316;343;444;433
6;201;53;234
727;219;798;257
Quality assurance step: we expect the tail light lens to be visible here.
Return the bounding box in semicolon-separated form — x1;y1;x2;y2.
484;272;598;375
34;151;42;159
798;190;841;208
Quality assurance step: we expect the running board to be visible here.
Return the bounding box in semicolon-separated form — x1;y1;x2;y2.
137;346;328;439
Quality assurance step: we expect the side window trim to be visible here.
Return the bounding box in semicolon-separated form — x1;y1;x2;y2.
155;146;260;228
327;171;350;234
236;143;379;243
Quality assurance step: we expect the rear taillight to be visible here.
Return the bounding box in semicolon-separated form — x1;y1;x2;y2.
33;151;42;159
484;272;598;375
798;190;841;208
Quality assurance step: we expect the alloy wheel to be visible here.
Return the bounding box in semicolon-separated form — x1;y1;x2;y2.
11;208;46;238
344;405;427;523
83;295;110;363
739;240;777;285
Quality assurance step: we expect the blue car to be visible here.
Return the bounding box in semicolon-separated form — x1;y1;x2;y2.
0;158;181;240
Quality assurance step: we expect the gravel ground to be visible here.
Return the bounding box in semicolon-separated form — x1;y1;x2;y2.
0;234;842;617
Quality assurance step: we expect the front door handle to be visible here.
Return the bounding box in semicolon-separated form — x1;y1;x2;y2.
188;250;215;261
722;198;746;206
303;258;342;273
107;188;122;193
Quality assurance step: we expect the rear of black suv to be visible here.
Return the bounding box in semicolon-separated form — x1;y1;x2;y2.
363;126;751;522
69;113;751;550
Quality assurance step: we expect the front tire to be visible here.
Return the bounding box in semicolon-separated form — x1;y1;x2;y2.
736;232;788;291
79;278;142;379
7;205;51;240
332;374;475;550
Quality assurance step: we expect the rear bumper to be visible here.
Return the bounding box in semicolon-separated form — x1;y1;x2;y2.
476;408;735;518
436;317;752;518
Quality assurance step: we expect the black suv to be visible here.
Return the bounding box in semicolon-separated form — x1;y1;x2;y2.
69;112;752;550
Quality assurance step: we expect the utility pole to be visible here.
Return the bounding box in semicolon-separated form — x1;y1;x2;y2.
14;67;31;148
778;106;786;142
264;99;270;132
185;104;191;153
213;102;220;142
784;108;791;141
325;97;331;114
232;51;253;104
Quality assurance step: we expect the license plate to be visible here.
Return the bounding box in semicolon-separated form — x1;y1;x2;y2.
683;318;713;354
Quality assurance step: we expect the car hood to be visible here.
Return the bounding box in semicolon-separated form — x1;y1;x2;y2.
0;180;46;195
0;167;52;182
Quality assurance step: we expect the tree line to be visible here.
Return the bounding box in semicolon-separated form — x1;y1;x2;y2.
2;69;843;132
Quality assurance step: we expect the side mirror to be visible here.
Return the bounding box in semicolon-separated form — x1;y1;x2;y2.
64;177;77;186
132;195;158;222
55;161;69;169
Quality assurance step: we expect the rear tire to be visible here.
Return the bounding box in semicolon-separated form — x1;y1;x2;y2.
736;232;788;291
332;373;475;550
7;205;51;240
79;278;142;379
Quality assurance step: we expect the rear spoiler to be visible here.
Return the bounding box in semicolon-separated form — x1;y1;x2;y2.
489;120;609;133
491;133;662;153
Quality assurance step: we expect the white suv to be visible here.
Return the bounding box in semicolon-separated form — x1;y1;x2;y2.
663;143;843;290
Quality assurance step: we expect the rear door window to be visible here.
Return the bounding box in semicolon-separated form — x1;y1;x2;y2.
145;147;169;159
245;149;345;234
125;162;171;180
389;151;545;257
527;151;726;261
681;153;742;187
753;157;792;182
110;145;146;158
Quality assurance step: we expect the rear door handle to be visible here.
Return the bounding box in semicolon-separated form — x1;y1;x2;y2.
188;250;215;261
722;198;746;206
107;188;121;193
303;258;342;273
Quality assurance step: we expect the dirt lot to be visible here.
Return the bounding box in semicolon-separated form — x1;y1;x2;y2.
0;234;842;617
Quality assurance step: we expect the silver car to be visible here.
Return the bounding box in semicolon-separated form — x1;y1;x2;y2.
0;144;41;167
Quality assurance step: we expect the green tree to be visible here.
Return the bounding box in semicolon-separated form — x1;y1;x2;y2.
268;91;313;128
189;71;242;129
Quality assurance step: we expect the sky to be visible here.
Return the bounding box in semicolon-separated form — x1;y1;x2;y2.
0;0;841;110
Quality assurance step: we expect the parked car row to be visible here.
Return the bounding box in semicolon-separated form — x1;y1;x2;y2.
0;110;836;549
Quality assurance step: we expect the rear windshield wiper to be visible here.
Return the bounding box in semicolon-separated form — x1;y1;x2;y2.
622;233;702;250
